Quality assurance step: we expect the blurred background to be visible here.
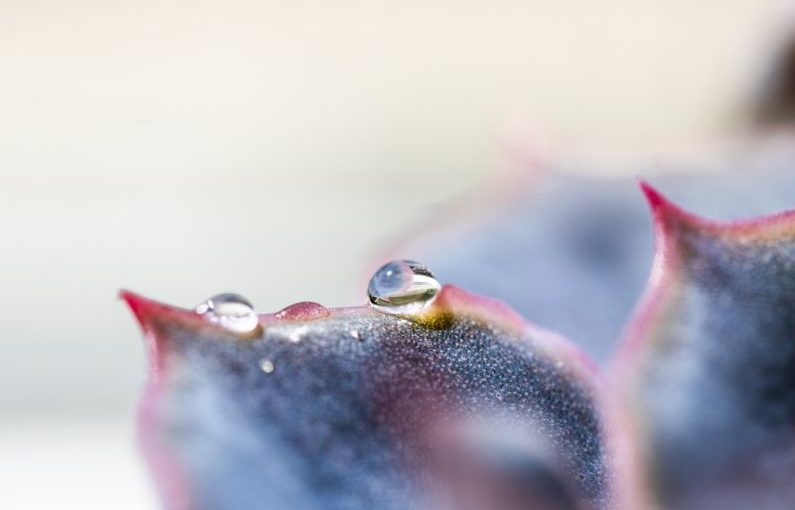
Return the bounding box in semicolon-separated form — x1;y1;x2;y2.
2;1;795;508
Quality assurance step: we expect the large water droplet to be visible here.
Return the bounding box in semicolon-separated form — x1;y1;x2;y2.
196;293;259;334
368;260;441;315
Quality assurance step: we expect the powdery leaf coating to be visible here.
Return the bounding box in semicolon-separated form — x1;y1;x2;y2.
123;286;613;510
613;184;795;510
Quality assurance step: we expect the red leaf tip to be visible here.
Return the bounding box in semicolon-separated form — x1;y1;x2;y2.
120;289;153;329
637;180;689;228
119;289;195;333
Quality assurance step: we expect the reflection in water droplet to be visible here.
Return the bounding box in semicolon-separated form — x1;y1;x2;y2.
196;293;259;334
259;358;275;374
368;260;441;315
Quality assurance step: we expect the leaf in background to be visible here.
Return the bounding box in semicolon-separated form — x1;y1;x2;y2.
123;285;613;510
613;183;795;510
393;146;795;361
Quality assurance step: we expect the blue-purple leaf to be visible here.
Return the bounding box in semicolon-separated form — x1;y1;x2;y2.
395;159;795;361
123;286;613;510
613;184;795;510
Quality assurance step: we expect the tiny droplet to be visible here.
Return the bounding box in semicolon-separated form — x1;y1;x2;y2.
275;301;330;321
196;293;259;334
367;260;441;315
259;358;275;374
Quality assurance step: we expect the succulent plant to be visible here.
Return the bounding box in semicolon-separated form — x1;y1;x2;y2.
393;156;795;361
123;183;795;510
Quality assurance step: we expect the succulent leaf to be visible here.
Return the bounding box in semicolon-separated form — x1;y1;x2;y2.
613;183;795;510
123;286;613;510
396;158;795;361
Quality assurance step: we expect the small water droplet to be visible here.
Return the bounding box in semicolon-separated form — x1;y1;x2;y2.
259;358;275;374
349;329;360;340
196;293;259;334
275;301;330;321
368;260;441;315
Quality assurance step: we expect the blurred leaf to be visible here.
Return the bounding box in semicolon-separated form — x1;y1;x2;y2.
396;154;795;361
614;184;795;510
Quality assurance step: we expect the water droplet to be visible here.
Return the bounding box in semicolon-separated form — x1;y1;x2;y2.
368;260;441;315
349;329;360;340
275;301;330;321
259;358;275;374
195;293;259;334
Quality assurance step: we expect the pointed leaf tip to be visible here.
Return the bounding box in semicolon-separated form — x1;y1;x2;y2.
638;179;666;211
120;289;155;330
637;180;693;232
120;289;184;332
